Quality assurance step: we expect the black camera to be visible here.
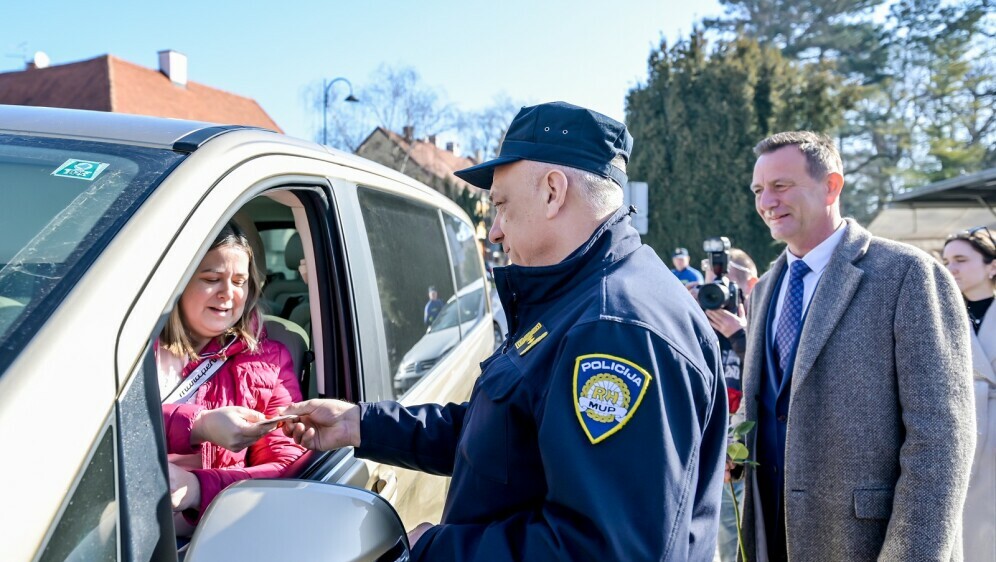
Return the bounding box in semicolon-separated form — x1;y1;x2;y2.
698;236;741;313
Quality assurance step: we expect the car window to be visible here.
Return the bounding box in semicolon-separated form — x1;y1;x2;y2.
259;227;297;282
429;286;485;333
356;187;459;399
38;427;118;562
442;213;481;291
428;293;462;332
0;135;184;374
442;213;485;330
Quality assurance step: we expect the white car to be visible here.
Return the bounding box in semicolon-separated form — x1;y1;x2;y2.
0;104;495;561
395;277;501;395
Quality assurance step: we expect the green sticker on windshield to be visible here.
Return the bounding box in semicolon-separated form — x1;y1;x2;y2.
52;159;110;181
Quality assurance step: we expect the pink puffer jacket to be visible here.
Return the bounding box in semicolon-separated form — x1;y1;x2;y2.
161;332;306;518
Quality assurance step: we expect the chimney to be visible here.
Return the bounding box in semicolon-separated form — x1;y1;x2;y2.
158;49;188;86
428;134;437;146
402;125;414;142
446;141;461;157
26;51;50;71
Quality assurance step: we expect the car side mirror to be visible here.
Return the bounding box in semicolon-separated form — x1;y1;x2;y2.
185;480;410;562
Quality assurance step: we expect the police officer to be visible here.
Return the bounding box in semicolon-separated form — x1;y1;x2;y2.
282;101;727;561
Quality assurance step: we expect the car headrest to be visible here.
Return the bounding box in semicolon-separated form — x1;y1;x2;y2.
263;315;310;381
284;232;304;270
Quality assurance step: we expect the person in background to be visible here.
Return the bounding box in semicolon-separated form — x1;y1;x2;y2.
943;226;996;560
742;131;973;561
700;247;758;562
705;248;759;364
423;285;444;327
671;246;704;286
159;222;306;532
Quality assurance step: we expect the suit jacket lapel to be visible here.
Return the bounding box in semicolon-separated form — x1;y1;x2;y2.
745;253;786;423
791;220;868;391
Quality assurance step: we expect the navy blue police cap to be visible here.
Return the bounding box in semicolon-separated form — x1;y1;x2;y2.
454;101;633;189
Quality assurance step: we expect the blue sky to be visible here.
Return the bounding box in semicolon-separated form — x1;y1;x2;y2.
4;0;722;141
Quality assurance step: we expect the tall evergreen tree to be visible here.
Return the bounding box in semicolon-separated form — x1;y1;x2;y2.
627;32;851;267
704;0;890;81
705;0;995;221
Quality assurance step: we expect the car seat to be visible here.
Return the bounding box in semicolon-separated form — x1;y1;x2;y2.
262;232;307;318
231;213;313;393
263;314;313;394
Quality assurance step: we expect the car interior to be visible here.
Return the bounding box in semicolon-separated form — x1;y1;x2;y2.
230;200;318;398
222;188;355;406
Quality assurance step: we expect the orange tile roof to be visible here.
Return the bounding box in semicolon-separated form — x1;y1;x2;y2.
366;127;478;189
0;55;281;132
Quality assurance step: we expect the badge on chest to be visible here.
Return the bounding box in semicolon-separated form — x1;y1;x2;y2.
573;354;652;444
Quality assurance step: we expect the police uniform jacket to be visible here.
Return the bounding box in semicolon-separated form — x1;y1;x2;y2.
357;208;728;561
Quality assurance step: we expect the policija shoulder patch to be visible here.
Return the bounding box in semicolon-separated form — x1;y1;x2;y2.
574;354;652;444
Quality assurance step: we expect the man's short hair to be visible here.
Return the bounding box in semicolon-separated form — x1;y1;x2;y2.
727;248;757;289
753;131;843;181
562;154;626;215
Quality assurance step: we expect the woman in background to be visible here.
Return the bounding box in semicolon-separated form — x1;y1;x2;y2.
943;226;996;560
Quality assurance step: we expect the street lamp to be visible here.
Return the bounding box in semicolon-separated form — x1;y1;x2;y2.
322;77;359;146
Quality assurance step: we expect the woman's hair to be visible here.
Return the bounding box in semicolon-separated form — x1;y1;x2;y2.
160;221;265;359
944;227;996;265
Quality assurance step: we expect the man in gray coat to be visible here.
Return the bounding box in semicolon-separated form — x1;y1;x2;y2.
741;131;975;561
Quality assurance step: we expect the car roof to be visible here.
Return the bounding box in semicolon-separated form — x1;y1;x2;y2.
0;104;244;149
0;104;478;225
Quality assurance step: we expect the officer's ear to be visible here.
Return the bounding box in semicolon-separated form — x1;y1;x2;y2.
541;168;569;219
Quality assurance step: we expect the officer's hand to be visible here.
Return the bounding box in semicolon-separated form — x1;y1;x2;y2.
706;303;747;338
408;522;434;547
279;399;361;451
724;459;735;484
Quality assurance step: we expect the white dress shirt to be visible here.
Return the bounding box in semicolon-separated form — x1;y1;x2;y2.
772;221;848;330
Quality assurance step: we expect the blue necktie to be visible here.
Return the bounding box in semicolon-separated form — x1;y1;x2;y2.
774;259;811;381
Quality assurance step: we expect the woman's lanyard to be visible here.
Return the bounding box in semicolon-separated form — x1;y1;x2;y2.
161;336;237;405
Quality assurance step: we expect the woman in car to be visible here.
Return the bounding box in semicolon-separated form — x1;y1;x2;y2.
942;226;996;559
158;221;306;531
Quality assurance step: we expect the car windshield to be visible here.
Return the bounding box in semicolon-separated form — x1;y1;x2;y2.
429;287;483;332
0;134;185;372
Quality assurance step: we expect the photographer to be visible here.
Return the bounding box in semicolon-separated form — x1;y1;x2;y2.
693;240;758;562
704;248;758;365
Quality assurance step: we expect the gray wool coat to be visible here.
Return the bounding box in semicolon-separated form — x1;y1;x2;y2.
740;220;976;562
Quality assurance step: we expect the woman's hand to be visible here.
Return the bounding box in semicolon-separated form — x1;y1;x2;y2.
168;462;201;512
191;405;271;452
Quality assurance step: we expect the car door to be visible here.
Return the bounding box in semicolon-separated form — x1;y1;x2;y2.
97;143;361;558
340;180;493;525
108;140;484;533
17;133;492;558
